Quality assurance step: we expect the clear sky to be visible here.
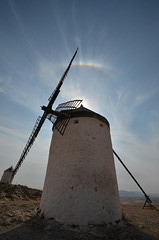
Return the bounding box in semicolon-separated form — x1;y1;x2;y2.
0;0;159;194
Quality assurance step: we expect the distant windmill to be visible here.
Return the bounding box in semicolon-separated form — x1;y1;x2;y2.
0;48;79;184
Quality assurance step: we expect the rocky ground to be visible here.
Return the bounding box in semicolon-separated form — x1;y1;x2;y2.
0;183;159;240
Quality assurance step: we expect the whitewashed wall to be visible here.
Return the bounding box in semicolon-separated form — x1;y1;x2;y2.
40;116;121;225
1;169;13;183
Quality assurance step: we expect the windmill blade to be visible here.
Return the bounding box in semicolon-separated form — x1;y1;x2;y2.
48;48;79;107
47;114;57;125
47;110;70;125
10;48;79;183
48;100;83;135
55;117;70;135
11;112;47;182
55;99;82;111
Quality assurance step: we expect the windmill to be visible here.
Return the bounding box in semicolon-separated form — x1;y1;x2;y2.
40;104;159;226
1;47;158;221
40;105;122;225
0;48;80;184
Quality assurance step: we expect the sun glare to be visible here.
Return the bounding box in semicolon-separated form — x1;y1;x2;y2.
81;97;93;110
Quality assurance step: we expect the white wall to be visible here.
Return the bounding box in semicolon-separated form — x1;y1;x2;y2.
40;116;121;225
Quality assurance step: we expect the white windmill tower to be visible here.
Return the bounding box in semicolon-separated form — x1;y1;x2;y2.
40;103;122;225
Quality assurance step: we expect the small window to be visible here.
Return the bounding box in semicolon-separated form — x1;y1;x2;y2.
100;123;103;127
74;119;79;124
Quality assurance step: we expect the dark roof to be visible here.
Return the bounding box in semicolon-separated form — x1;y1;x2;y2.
4;166;13;172
55;105;110;128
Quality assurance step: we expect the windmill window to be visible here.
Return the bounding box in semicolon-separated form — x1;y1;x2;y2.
74;119;79;124
100;123;103;127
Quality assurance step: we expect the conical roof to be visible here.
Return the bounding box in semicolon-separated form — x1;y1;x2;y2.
56;104;110;128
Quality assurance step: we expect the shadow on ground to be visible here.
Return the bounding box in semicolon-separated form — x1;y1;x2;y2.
0;216;158;240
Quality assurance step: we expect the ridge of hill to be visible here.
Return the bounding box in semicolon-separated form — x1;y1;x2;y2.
0;183;42;201
119;190;159;198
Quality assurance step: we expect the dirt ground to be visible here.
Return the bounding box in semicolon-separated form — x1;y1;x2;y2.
0;183;159;240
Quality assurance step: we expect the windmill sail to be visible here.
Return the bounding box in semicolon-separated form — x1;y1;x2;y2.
48;48;79;105
53;99;83;135
55;99;83;111
10;48;79;183
46;100;83;135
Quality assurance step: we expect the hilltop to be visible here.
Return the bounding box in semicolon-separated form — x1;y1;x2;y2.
0;183;42;201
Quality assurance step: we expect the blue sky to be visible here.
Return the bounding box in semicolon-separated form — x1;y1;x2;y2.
0;0;159;193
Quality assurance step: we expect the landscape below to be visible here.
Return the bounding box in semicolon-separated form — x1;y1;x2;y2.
0;183;158;240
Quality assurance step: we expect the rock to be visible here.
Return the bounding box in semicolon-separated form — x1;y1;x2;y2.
6;212;14;217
